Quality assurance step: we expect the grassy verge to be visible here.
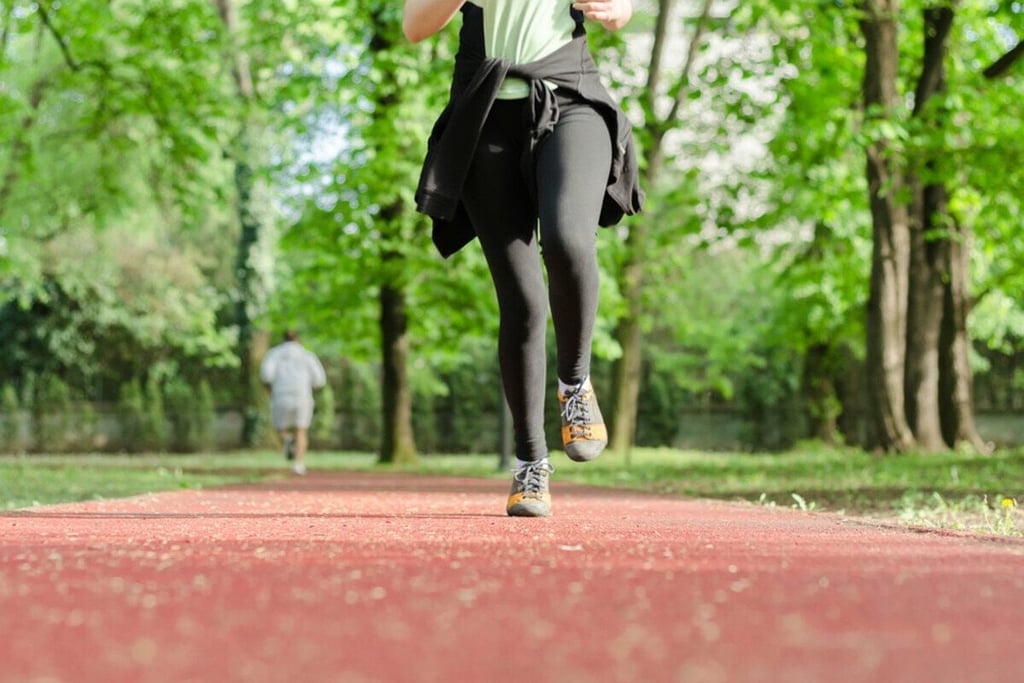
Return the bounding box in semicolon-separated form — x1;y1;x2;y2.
1;445;1022;536
548;445;1024;537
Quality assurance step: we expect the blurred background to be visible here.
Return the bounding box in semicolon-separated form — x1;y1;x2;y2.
1;0;1021;461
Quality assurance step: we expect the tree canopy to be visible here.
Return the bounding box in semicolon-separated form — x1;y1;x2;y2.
1;0;1022;454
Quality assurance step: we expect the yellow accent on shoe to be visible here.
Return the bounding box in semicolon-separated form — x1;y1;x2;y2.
558;379;608;462
506;491;552;517
506;461;554;517
561;422;608;445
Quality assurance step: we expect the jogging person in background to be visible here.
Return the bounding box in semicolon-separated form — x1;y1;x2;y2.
403;1;643;517
260;330;327;475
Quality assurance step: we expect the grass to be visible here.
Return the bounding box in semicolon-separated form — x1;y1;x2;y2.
1;445;1022;536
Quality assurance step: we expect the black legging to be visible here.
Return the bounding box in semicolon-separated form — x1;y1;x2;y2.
461;90;613;462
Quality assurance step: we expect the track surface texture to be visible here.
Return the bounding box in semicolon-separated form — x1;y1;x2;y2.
3;471;1023;683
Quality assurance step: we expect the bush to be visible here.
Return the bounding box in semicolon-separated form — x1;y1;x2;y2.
118;379;145;451
165;376;196;452
312;383;336;447
0;383;21;452
144;375;166;451
163;376;217;453
32;374;72;453
118;378;168;452
194;380;216;452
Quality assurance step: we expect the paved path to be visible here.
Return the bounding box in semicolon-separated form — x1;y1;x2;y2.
2;472;1023;683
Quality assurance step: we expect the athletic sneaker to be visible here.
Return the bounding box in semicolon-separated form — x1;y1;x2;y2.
292;462;306;476
506;460;554;517
284;437;295;461
558;378;608;462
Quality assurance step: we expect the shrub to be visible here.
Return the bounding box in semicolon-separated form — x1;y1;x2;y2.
118;379;145;452
194;380;216;452
32;374;71;453
312;383;336;447
0;384;20;452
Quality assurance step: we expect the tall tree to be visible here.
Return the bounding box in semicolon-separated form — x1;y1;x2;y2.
936;1;1021;452
276;2;465;464
609;0;714;453
859;0;916;451
904;4;954;450
757;0;1024;452
0;0;242;406
901;3;985;452
369;8;417;464
213;0;268;445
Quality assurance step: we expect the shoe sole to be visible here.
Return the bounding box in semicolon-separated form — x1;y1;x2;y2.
507;502;551;517
561;414;608;463
564;440;607;462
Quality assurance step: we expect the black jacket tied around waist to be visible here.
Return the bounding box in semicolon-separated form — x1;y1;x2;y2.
414;4;645;258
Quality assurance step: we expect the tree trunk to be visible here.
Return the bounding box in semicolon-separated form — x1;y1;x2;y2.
609;272;643;454
803;343;841;444
799;222;844;445
903;6;954;451
610;145;660;455
379;276;418;464
232;151;262;446
939;220;990;452
836;344;872;447
609;0;710;454
904;181;948;450
860;0;916;452
927;7;987;452
214;0;264;446
369;14;419;465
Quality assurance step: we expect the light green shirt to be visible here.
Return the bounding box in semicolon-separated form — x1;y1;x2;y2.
471;0;576;99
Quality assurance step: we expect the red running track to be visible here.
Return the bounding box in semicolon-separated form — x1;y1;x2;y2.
2;472;1023;683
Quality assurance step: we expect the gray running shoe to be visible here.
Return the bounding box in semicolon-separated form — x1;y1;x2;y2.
506;460;554;518
558;379;608;462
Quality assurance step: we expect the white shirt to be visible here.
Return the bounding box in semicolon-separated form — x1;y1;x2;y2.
260;342;326;400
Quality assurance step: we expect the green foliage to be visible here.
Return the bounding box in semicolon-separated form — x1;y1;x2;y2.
30;374;71;453
117;379;145;452
329;359;382;451
737;0;1024;447
270;5;498;371
312;382;336;446
0;384;21;452
144;375;166;451
194;380;216;453
0;255;236;404
418;342;505;454
75;401;99;452
1;0;237;291
162;376;216;453
1;0;241;411
117;378;168;453
166;376;198;452
0;0;1021;457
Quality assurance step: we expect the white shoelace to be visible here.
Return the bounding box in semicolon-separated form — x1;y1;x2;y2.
513;461;554;495
560;383;594;436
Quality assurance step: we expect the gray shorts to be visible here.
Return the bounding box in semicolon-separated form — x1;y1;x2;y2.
271;397;314;430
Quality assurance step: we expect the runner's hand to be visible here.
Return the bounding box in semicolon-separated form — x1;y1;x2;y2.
572;0;633;31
